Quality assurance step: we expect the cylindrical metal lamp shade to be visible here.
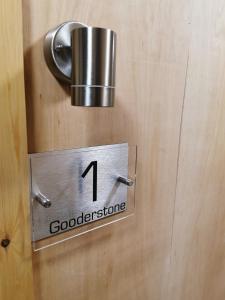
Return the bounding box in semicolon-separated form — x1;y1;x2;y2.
71;27;116;107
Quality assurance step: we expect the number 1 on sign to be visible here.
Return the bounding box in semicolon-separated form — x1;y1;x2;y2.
81;161;97;202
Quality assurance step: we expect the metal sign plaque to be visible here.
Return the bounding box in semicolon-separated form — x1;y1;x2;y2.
30;143;129;241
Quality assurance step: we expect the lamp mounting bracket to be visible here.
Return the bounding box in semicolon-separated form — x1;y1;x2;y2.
43;21;88;83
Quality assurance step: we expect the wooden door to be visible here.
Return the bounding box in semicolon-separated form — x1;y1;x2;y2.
22;1;189;299
22;0;225;300
168;1;225;299
0;1;34;299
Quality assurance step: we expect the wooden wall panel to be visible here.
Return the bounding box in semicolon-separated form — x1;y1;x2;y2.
168;1;225;300
0;1;34;299
22;0;190;299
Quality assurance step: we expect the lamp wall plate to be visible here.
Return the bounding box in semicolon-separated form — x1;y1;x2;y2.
44;21;87;83
43;21;117;107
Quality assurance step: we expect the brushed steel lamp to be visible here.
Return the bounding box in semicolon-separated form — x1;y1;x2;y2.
44;21;116;107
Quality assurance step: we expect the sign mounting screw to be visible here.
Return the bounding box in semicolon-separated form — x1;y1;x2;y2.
34;193;52;208
117;176;134;187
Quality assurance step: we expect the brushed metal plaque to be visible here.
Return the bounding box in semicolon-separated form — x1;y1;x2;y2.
30;143;129;241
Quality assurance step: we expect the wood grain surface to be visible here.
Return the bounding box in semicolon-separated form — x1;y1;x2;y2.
22;1;190;299
168;1;225;299
0;1;34;299
22;0;225;300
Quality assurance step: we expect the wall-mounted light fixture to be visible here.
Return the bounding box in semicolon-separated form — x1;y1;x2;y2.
44;21;116;107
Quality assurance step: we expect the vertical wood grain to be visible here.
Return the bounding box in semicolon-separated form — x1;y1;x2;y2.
22;0;225;299
22;0;191;299
0;1;34;299
168;1;225;299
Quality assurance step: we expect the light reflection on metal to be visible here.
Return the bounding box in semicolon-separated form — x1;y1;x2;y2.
44;21;116;107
